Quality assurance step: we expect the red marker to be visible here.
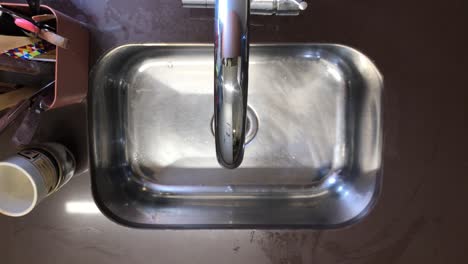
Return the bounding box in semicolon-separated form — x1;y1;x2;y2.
14;17;68;49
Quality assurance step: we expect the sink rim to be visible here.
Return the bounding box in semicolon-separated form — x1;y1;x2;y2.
89;43;384;229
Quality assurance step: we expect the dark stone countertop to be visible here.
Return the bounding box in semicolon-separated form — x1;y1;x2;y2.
1;0;467;263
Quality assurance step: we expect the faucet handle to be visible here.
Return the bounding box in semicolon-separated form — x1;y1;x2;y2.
275;0;308;15
288;0;308;11
181;0;308;16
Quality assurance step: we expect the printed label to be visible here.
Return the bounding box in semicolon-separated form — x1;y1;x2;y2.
19;150;58;194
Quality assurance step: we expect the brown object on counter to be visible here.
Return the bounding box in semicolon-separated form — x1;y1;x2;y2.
0;3;89;109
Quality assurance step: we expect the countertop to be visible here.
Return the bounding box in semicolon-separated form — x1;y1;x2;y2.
1;0;468;263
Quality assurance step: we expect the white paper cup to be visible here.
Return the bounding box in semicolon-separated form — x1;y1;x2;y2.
0;155;54;216
0;143;75;217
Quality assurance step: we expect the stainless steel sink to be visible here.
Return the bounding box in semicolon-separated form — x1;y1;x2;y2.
89;44;383;228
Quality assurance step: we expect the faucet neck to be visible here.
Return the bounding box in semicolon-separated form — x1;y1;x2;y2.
214;0;250;169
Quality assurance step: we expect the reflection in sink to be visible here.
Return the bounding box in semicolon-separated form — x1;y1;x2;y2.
89;44;383;228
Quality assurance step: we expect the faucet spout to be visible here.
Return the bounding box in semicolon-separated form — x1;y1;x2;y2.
214;0;250;169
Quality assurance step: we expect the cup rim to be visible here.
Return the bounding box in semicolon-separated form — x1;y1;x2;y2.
0;161;39;217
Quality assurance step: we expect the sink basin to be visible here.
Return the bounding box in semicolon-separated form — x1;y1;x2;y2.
89;44;383;228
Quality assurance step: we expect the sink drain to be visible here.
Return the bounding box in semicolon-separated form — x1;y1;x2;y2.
211;105;259;145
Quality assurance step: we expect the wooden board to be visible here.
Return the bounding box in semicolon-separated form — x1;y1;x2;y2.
0;35;36;52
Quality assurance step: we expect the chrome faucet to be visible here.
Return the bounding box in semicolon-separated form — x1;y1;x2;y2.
214;0;250;169
182;0;308;169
